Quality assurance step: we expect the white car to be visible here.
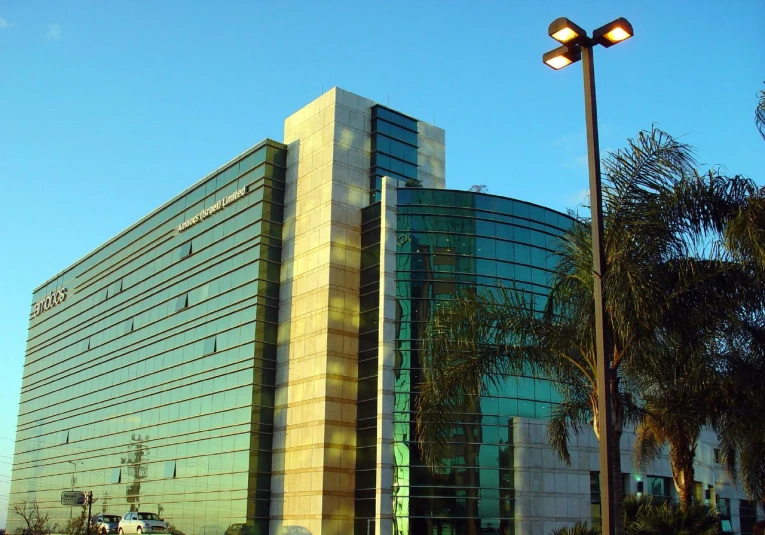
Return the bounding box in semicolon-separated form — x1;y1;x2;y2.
118;512;168;534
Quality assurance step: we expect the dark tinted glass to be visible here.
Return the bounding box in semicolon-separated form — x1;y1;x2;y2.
390;189;574;534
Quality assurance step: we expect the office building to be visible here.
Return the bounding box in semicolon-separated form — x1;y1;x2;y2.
8;88;756;535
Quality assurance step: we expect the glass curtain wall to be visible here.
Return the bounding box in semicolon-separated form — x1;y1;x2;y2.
354;202;383;533
392;188;573;535
370;105;419;202
8;141;287;535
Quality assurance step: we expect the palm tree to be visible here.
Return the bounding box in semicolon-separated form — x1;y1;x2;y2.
628;240;765;509
550;522;601;535
632;350;722;509
716;313;765;514
626;499;720;535
551;495;721;535
756;83;765;141
416;127;764;526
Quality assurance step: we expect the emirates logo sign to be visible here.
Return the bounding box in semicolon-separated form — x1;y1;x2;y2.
32;288;68;318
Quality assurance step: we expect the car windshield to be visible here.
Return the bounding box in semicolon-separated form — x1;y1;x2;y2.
102;516;120;523
137;513;159;521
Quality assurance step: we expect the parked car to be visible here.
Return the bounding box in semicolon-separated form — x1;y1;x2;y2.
91;514;121;535
118;512;168;534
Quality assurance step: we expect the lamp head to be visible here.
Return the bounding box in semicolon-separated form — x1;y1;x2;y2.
542;44;582;70
548;17;588;45
593;17;634;47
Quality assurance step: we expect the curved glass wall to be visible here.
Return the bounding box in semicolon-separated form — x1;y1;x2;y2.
392;188;574;535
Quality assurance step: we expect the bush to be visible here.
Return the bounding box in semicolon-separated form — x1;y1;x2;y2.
551;495;721;535
550;522;601;535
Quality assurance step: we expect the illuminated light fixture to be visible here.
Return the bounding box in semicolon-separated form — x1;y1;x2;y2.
593;17;634;47
542;45;582;70
548;17;587;45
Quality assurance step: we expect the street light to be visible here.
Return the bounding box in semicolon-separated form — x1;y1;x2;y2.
542;16;634;535
68;460;81;518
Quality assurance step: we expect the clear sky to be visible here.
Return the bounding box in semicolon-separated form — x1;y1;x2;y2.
0;0;762;527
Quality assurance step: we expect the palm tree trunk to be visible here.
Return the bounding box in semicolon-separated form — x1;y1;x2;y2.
611;427;624;535
671;449;696;510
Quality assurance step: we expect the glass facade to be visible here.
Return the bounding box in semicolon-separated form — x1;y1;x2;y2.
9;140;287;535
391;188;574;534
354;203;383;532
370;105;419;202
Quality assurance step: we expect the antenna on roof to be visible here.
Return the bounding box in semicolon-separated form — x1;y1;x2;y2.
387;95;390;106
321;85;324;94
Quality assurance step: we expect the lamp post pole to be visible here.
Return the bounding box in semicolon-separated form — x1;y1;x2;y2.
69;460;78;519
581;43;617;535
543;17;634;535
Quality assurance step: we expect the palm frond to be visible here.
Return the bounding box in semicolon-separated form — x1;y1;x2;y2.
756;84;765;141
628;501;720;535
547;396;591;465
549;522;601;535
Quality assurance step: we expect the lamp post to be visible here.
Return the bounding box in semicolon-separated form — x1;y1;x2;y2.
68;460;80;518
542;17;634;535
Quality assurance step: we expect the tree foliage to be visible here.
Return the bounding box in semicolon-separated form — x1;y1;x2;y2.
550;521;601;535
756;83;765;141
550;496;721;535
13;501;53;535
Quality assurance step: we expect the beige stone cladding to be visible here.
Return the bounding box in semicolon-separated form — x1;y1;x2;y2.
373;176;398;534
272;88;374;535
416;120;446;190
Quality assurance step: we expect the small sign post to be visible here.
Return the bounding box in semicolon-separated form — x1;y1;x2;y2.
61;490;93;535
86;491;93;535
61;491;87;506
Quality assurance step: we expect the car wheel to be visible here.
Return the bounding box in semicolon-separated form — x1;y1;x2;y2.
119;530;124;534
137;528;143;534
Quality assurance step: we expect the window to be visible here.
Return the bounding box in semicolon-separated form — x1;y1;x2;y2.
95;288;108;304
590;471;600;504
106;279;123;298
110;468;121;484
179;241;193;259
693;481;703;504
718;497;731;516
123;318;134;334
61;430;69;444
740;500;757;535
163;461;176;478
590;471;601;520
647;475;673;502
174;293;188;312
203;337;217;356
714;448;721;464
719;498;733;533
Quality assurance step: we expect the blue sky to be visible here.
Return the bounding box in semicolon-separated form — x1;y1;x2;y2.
0;0;762;527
